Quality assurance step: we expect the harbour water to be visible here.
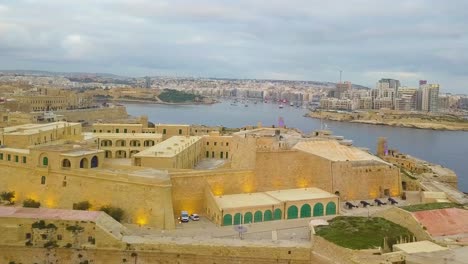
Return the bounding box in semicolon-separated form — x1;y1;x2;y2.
123;100;468;192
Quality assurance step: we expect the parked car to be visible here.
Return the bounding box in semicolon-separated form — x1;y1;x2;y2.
190;214;200;221
180;211;189;222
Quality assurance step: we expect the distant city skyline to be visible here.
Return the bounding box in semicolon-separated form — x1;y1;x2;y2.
1;1;468;93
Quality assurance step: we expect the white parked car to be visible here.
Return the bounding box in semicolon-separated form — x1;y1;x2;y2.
180;211;189;223
189;214;200;221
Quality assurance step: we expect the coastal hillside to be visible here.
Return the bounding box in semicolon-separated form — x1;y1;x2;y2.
308;110;468;131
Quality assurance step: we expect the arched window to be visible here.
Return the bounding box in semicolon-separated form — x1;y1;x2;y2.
223;214;232;226
80;158;88;168
62;159;71;168
91;156;98;168
313;203;324;217
42;157;48;166
264;210;273;221
233;213;242;225
244;212;253;224
274;208;282;220
287;205;298;219
300;204;311;218
41;176;46;185
254;211;263;222
326;202;337;215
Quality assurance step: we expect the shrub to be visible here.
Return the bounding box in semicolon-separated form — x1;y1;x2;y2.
32;220;46;229
100;205;124;222
1;191;15;204
64;243;72;248
43;241;58;248
73;201;91;211
66;225;84;233
23;199;40;208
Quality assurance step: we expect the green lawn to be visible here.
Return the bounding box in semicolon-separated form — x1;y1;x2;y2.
400;202;463;212
315;216;413;250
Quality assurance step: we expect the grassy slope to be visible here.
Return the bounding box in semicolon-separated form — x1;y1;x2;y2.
316;216;413;250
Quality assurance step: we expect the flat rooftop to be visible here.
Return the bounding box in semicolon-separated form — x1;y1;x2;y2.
134;136;202;158
212;188;337;211
91;133;162;139
393;241;448;254
155;124;190;127
93;123;142;127
2;122;80;135
234;127;302;138
0;148;30;154
293;140;387;164
265;188;337;202
215;193;280;210
0;207;103;221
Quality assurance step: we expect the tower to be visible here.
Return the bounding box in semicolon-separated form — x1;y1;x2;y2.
377;137;388;157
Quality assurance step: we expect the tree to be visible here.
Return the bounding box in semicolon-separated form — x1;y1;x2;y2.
0;191;15;204
100;205;124;222
73;201;91;210
23;199;41;208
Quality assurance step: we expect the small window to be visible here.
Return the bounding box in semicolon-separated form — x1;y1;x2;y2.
163;129;166;134
41;176;46;185
26;233;31;239
116;129;119;133
226;142;229;146
62;181;67;187
178;129;182;135
214;142;217;146
0;153;3;160
124;129;128;133
42;157;48;166
57;234;62;240
93;130;96;133
22;156;26;163
7;154;11;161
41;234;47;239
206;142;209;146
15;155;19;162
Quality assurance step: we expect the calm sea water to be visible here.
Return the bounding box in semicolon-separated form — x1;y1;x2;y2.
123;101;468;192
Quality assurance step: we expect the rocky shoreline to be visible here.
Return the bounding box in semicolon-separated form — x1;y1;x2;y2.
307;111;468;131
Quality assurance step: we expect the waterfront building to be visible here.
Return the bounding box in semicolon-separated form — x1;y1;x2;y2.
421;84;440;112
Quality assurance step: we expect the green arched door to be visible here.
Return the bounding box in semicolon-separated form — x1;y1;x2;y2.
300;204;311;218
313;203;324;216
264;210;273;221
244;212;253;224
287;205;298;219
254;211;263;222
326;202;337;215
274;208;282;220
234;213;242;225
223;214;232;226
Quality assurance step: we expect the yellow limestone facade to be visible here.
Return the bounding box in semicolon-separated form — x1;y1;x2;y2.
0;122;401;230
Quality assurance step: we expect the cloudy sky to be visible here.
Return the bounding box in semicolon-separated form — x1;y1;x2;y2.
0;0;467;93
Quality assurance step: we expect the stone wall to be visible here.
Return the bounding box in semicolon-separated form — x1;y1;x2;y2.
0;241;312;264
55;106;128;123
170;169;256;216
0;164;175;228
373;207;432;241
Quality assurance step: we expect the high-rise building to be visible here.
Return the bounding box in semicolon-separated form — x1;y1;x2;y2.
144;76;151;88
421;84;440;112
376;79;400;109
332;81;352;99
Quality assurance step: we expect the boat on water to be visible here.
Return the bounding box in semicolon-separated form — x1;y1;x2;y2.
279;104;284;109
290;102;294;106
244;104;248;107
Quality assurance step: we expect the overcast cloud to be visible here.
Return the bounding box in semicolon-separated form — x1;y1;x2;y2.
0;0;467;92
